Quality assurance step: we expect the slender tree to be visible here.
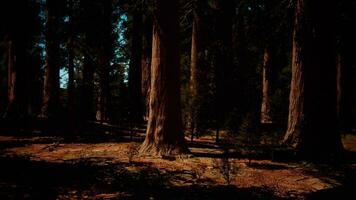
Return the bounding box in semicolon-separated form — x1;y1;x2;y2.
140;0;189;156
260;47;272;124
283;0;343;159
67;0;76;130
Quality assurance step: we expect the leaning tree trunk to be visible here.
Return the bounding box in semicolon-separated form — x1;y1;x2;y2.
42;0;60;118
139;0;189;156
260;47;272;124
283;0;343;159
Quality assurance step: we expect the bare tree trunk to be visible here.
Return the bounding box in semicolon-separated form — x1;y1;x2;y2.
283;0;343;159
189;12;198;141
261;47;272;124
96;0;112;122
139;0;189;156
7;41;15;112
41;0;60;118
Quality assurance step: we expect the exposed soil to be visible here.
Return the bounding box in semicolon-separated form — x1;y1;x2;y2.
0;133;355;199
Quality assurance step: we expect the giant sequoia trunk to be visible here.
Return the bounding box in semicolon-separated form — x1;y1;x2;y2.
283;0;343;159
260;47;272;124
128;9;144;123
42;0;60;118
139;0;189;156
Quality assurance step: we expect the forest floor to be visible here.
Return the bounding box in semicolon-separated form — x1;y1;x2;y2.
0;130;355;199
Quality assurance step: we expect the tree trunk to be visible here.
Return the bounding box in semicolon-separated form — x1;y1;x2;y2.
81;55;95;121
67;0;76;130
261;47;272;124
129;8;144;124
42;0;60;118
5;1;29;119
141;14;152;121
96;0;112;122
189;12;198;141
283;0;343;159
139;0;189;156
214;0;234;143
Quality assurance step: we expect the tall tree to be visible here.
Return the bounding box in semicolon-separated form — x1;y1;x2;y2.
41;0;61;118
67;0;77;129
128;4;144;123
79;0;96;121
4;0;33;119
140;0;189;156
260;47;272;124
283;0;343;159
213;0;234;143
96;0;113;122
189;11;199;141
189;4;205;141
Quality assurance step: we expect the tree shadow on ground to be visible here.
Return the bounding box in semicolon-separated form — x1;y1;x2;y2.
300;150;356;200
0;155;282;200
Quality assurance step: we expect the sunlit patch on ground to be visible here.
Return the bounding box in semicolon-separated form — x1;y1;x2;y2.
0;134;355;199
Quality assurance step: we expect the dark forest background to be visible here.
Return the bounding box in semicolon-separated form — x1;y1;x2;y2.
0;0;355;156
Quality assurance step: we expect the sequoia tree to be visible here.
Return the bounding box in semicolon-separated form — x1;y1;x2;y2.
283;0;343;159
139;0;189;156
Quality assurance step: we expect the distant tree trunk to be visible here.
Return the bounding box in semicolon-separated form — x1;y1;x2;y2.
129;8;144;124
6;40;28;119
337;43;353;133
5;1;30;119
96;0;112;122
261;47;272;124
189;10;205;141
214;0;234;143
190;12;198;141
42;0;60;118
82;55;95;121
7;41;16;114
67;0;76;130
139;0;189;156
283;0;343;159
